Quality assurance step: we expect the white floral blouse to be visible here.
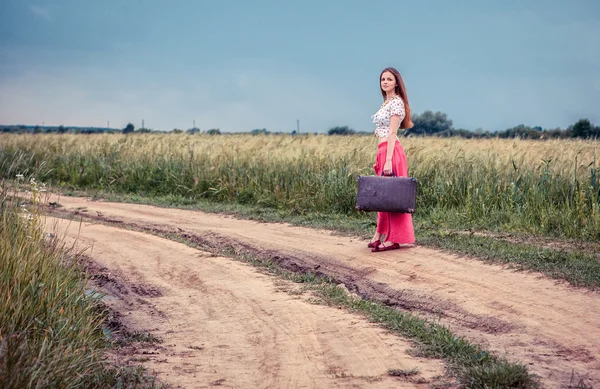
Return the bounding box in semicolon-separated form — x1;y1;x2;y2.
371;96;406;138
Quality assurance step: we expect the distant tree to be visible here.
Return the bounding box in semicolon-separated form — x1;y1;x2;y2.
137;127;152;133
187;127;200;134
33;125;42;134
251;128;269;135
57;125;66;134
207;128;221;135
407;111;453;135
572;119;592;139
328;126;355;135
122;123;135;134
435;128;484;139
497;124;543;139
541;127;567;139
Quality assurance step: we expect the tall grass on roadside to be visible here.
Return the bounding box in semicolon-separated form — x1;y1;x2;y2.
1;133;598;240
0;177;162;389
0;176;106;388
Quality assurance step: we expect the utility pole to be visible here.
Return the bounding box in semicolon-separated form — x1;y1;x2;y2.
297;119;300;134
193;119;196;129
142;119;144;129
107;121;110;129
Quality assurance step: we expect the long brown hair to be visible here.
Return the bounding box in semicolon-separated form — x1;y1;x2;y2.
379;67;413;129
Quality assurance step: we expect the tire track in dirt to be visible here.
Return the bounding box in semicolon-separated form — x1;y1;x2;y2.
45;216;447;389
45;194;600;388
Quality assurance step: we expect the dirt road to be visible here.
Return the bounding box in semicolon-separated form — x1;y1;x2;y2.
46;217;445;388
43;194;600;388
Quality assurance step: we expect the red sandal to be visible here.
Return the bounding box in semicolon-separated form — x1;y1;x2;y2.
371;243;400;252
367;240;381;248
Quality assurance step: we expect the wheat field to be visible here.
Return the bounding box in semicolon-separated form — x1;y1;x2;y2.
1;133;598;239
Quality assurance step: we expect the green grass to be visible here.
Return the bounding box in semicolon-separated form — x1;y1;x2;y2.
81;365;166;389
0;179;166;389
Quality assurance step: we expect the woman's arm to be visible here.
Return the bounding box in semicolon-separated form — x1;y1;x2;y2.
383;97;406;176
383;115;401;176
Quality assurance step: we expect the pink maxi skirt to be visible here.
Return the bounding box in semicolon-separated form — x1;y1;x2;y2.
373;140;415;244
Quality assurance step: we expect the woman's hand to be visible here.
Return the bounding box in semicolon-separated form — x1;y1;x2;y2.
383;160;393;176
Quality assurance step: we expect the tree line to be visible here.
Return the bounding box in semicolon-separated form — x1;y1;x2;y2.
1;111;598;140
328;111;599;140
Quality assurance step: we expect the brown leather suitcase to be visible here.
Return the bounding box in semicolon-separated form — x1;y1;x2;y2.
355;175;418;213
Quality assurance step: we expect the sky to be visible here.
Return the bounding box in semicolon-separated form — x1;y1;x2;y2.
0;0;599;133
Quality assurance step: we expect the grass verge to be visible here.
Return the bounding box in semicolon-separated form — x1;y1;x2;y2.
0;179;166;389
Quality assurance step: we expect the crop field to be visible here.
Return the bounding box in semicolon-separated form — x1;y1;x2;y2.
1;133;598;240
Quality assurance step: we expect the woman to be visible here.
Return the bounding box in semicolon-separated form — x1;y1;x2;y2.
368;67;415;252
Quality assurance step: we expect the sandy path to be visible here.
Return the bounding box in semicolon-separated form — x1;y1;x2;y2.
45;194;600;388
45;216;445;389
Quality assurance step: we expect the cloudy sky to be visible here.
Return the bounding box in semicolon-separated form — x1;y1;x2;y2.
1;0;599;132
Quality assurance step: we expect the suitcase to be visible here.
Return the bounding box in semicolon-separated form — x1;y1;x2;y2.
355;175;418;213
